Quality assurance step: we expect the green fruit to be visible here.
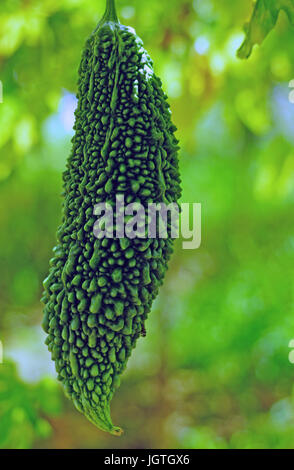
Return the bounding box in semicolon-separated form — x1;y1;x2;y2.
42;0;181;436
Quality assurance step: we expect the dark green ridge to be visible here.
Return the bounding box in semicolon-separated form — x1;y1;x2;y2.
42;0;181;436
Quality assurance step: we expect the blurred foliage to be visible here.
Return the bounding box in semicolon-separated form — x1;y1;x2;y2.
1;0;294;449
0;362;62;448
238;0;294;59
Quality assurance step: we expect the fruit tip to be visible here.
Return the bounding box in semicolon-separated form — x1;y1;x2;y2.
111;426;124;437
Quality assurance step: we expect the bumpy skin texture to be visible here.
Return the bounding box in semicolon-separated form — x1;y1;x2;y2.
42;18;181;435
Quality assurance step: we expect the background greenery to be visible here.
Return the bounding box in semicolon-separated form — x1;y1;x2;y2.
1;0;294;449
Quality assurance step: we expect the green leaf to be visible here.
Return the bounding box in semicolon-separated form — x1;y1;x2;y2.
237;0;294;59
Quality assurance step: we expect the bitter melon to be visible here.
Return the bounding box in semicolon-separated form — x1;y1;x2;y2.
42;0;181;435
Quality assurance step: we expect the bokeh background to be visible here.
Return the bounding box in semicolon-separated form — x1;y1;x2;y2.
1;0;294;449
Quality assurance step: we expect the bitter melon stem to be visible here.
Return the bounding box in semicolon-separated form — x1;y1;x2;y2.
103;0;119;23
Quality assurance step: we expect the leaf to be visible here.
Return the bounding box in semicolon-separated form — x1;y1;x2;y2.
237;0;294;59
